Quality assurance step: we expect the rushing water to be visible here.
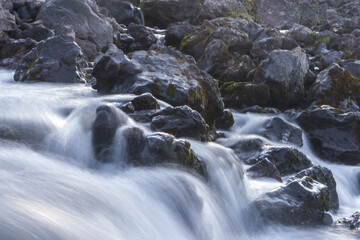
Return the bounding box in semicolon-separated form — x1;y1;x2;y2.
0;68;359;240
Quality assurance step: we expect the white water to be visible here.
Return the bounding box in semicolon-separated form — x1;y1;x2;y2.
0;68;358;239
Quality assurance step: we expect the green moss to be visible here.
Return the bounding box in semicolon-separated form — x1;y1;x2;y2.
21;56;42;81
150;82;163;96
180;31;210;55
320;189;331;211
319;36;330;43
288;149;301;164
166;83;177;98
225;10;252;20
343;52;356;60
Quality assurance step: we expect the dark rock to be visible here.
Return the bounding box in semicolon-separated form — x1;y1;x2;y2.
96;0;141;25
0;38;37;68
92;103;127;163
215;109;234;130
254;47;309;107
165;22;194;48
247;159;282;182
336;212;360;230
220;81;271;109
239;106;281;114
219;55;255;82
93;45;224;125
126;23;157;50
37;0;113;56
254;176;332;225
250;32;283;64
320;51;344;69
150;106;209;141
343;60;360;78
293;165;339;210
295;105;360;165
131;93;160;111
255;147;312;175
122;127;145;161
0;8;16;32
259;117;303;147
282;36;299;51
20;24;54;42
254;0;300;29
14;36;86;82
307;63;360;111
287;23;315;47
226;136;265;164
242;20;263;41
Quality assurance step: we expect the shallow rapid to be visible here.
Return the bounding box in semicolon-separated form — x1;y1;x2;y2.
0;68;359;240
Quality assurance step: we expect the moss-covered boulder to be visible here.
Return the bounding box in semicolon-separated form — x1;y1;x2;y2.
307;63;360;111
92;45;224;125
220;81;271;109
14;36;86;83
295;105;360;165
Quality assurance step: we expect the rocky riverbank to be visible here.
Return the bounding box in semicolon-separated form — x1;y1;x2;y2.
1;0;360;236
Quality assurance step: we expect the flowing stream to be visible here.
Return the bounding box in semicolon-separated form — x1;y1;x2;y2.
0;68;359;240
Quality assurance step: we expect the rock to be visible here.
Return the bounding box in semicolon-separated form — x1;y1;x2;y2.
226;136;265;164
254;176;332;225
96;0;141;25
259;117;303;147
165;22;194;48
254;47;309;107
215;109;234;130
126;23;157;50
254;0;300;29
336;212;360;230
93;45;224;125
20;24;54;42
199;0;247;22
14;36;86;82
220;81;271;109
37;0;113;57
239;106;281;114
219;55;255;82
150;106;210;141
295;105;360;165
123;129;207;177
297;1;319;28
247;159;282;182
140;0;202;28
255;147;312;175
293;165;339;210
197;39;230;79
0;38;37;69
0;8;16;33
287;23;315;47
92;103;128;163
343;60;360;78
242;20;263;41
131;93;160;111
307;63;360;110
250;31;283;64
320;51;343;70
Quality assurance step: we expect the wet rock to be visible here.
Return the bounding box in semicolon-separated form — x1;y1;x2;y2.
254;47;309;107
336;212;360;230
197;39;231;79
165;22;194;48
131;93;160;111
287;23;315;47
307;63;360;110
219;55;255;83
254;176;332;225
126;23;157;50
220;82;271;109
96;0;141;25
247;159;282;182
0;38;37;69
122;127;145;161
215;109;234;130
14;36;86;83
255;147;312;175
93;45;224;125
293;165;339;210
259;117;303;147
226;136;265;164
239;106;281;114
37;0;113;57
92;103;127;163
295;105;360;165
150;106;209;141
254;0;300;29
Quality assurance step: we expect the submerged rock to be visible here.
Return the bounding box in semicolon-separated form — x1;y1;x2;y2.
254;176;332;225
295;105;360;165
14;36;86;83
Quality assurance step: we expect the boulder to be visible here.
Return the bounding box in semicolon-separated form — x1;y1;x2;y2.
93;45;224;125
336;212;360;230
258;116;303;147
0;38;37;69
126;23;157;50
226;136;265;164
287;23;315;47
165;22;194;48
247;159;282;182
150;106;210;141
254;176;332;225
215;109;234;130
293;165;339;210
131;93;160;111
254;0;300;29
343;60;360;78
37;0;113;57
295;105;360;165
96;0;141;25
307;63;360;111
13;36;86;83
219;55;255;82
0;8;16;32
220;81;271;109
254;47;309;107
254;147;313;176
